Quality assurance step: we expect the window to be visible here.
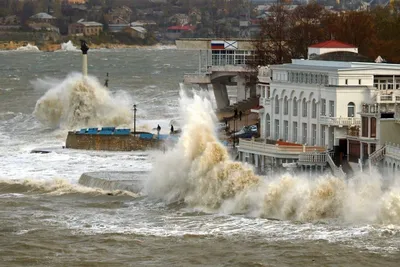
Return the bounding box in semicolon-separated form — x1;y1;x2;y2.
348;102;355;117
329;100;335;117
284;120;288;140
302;123;307;144
362;117;368;137
284;96;288;115
371;117;376;138
275;95;279;114
312;99;317;118
321;98;326;116
312;124;317;146
293;97;298;116
275;119;280;140
302;98;307;117
293;122;298;142
266;114;270;137
321;125;326;146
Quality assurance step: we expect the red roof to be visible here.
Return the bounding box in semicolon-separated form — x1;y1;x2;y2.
309;40;356;49
167;25;195;31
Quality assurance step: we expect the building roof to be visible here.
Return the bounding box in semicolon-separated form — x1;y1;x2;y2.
309;40;356;49
313;51;374;62
30;13;55;19
167;25;195;31
131;26;147;33
79;21;103;27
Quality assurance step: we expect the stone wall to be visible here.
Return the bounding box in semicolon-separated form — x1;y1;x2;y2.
66;132;165;151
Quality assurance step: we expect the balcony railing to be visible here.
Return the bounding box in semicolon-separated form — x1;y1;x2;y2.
238;138;326;157
320;116;361;127
377;94;400;103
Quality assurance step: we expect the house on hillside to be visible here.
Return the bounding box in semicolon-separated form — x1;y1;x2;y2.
105;6;132;24
68;20;103;36
125;26;147;39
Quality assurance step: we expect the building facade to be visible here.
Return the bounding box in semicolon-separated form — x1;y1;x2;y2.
239;41;400;176
68;21;103;36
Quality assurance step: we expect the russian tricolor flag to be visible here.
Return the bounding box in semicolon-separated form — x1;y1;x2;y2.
211;40;225;50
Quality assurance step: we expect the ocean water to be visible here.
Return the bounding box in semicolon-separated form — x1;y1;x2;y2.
0;48;400;267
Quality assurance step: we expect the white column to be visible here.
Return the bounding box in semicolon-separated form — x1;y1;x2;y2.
82;54;88;76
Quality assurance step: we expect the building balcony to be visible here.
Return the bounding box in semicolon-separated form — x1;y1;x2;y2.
376;93;400;104
319;116;361;127
238;138;326;159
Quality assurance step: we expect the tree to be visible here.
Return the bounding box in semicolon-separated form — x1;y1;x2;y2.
250;4;291;68
288;3;327;59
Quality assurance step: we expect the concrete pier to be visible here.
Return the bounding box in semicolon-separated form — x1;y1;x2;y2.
79;171;148;193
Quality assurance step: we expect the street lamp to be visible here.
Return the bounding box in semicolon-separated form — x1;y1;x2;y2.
133;104;137;134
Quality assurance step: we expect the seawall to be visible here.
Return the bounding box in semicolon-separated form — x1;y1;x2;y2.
66;132;165;151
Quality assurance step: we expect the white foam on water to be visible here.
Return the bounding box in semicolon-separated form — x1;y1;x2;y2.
60;40;79;51
16;43;40;52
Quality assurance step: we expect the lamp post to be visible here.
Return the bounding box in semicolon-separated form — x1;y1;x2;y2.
133;104;137;134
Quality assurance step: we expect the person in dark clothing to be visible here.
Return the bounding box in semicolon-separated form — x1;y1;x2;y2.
239;111;242;121
234;108;238;118
157;124;161;135
170;125;174;134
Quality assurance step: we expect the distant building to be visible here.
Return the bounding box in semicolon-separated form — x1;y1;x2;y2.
68;20;103;36
108;24;130;33
165;25;195;40
130;20;157;29
29;13;57;23
125;26;147;39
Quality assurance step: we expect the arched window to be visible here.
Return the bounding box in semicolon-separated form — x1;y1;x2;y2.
266;114;270;137
293;97;298;116
284;96;288;115
302;98;307;117
312;99;317;118
348;102;355;117
275;95;279;114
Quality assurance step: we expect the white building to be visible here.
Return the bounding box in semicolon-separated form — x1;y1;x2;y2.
238;40;400;176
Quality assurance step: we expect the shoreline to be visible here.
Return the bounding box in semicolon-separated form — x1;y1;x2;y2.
0;41;176;52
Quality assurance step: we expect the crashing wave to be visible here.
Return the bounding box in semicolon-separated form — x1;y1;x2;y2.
33;73;133;129
145;90;400;224
16;43;40;52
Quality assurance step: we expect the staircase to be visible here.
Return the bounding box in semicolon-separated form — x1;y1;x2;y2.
368;145;386;172
326;153;346;178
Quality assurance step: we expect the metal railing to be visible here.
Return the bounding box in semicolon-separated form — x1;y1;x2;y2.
320;116;361;127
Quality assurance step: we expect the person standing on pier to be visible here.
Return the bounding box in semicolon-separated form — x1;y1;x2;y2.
157;124;161;137
170;124;174;134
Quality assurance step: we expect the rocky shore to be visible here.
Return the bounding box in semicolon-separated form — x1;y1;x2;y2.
0;41;175;52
